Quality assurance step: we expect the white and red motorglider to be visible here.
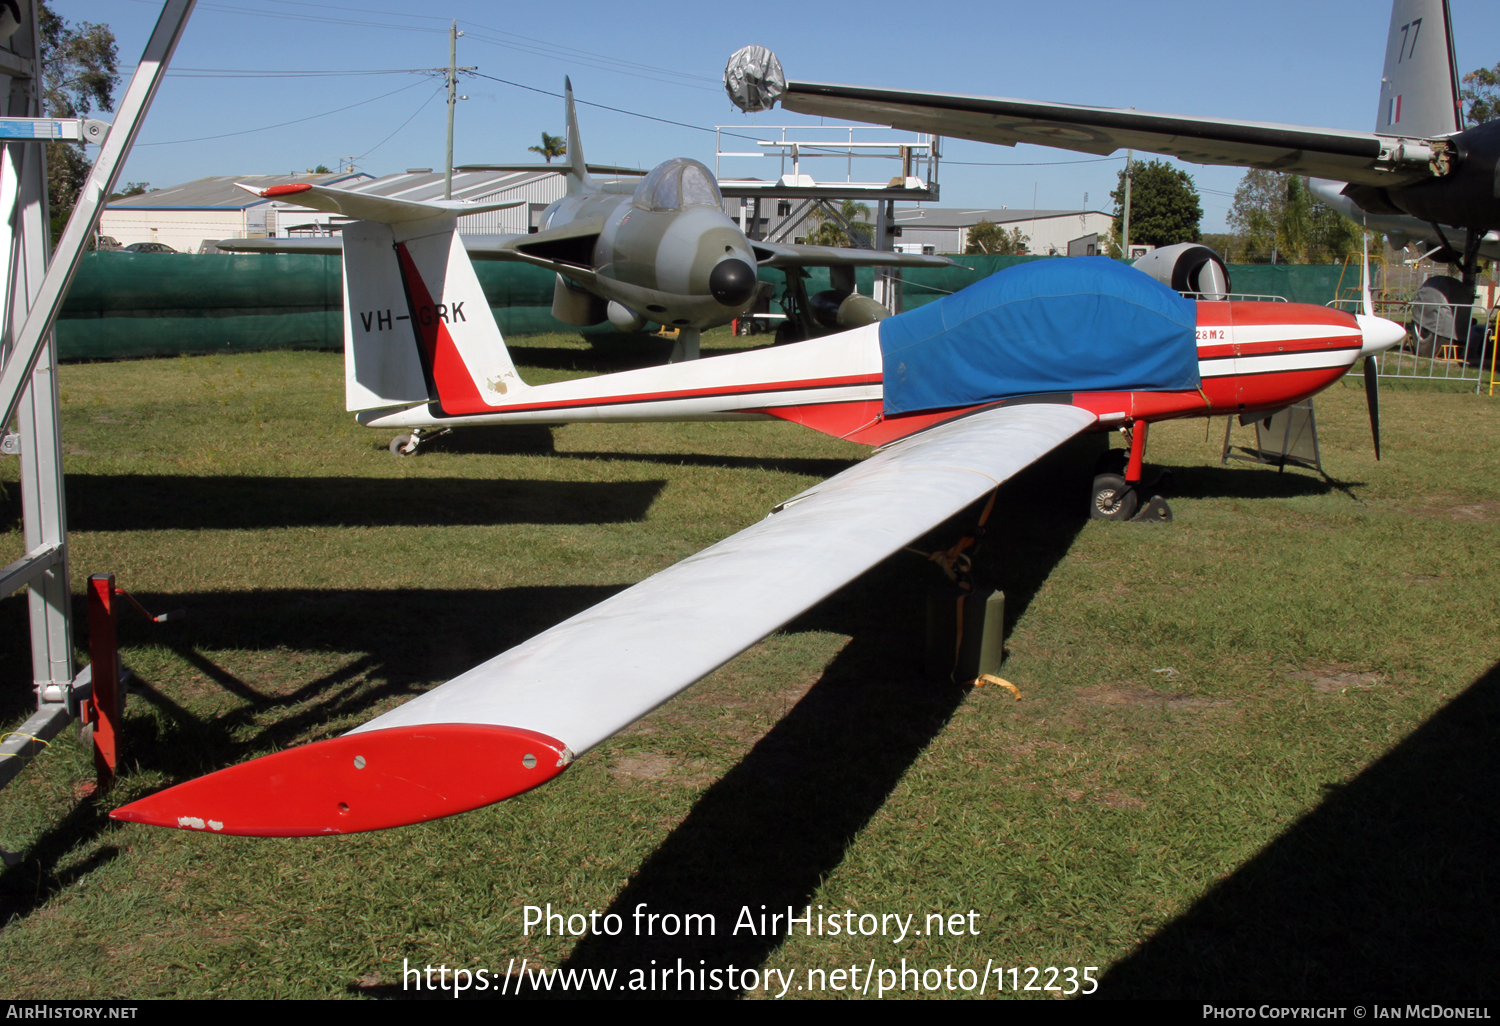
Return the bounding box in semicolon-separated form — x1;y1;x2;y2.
112;183;1405;837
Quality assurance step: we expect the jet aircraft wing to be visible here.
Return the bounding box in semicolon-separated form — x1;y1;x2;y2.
778;82;1436;189
112;402;1096;837
217;234;538;258
751;240;956;270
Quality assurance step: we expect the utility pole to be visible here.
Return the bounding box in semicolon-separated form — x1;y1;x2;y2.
443;21;475;200
1120;107;1135;261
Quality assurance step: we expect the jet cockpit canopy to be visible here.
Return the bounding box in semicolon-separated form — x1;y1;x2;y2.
632;158;723;212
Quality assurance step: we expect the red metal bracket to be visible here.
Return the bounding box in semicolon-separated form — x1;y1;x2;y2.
86;573;120;789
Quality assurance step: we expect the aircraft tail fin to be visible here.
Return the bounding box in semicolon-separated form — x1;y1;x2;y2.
340;215;529;415
1375;0;1464;136
563;77;596;196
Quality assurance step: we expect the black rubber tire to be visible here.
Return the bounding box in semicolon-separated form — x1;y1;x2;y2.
389;434;414;457
1091;473;1139;520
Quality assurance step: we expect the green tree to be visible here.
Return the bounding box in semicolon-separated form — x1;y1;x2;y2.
106;180;148;202
309;164;332;174
1110;160;1202;248
40;0;118;237
805;199;872;248
964;220;1029;255
528;131;566;163
1462;62;1499;125
1227;169;1360;264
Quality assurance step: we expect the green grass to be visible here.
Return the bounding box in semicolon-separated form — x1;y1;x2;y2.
0;330;1497;1000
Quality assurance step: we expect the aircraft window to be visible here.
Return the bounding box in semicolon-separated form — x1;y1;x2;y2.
631;165;668;209
680;165;721;207
651;167;682;210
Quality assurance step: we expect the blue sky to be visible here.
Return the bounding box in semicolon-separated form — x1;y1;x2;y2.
58;0;1498;232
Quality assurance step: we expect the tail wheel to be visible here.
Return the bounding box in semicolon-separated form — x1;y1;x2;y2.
1091;473;1138;521
389;434;415;457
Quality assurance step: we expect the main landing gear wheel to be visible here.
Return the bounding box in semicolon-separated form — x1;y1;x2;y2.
1091;473;1138;521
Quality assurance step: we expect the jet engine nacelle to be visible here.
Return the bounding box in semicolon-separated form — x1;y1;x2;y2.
1130;243;1231;300
552;274;607;326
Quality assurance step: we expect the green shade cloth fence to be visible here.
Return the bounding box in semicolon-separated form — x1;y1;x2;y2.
53;251;1356;361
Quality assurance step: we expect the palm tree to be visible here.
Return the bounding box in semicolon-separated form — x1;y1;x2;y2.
805;199;873;248
529;132;566;163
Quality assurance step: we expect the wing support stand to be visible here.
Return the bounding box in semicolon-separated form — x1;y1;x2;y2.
0;0;197;801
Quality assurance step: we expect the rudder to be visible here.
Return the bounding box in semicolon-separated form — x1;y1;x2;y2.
342;214;528;415
1375;0;1464;137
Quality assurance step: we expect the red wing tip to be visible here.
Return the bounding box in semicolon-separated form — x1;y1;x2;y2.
110;724;572;837
261;183;314;197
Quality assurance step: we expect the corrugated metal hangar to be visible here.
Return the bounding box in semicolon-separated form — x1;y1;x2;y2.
893;207;1113;256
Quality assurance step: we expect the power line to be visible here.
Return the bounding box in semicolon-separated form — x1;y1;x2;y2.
355;84;446;161
135;79;429;146
164;67;440;78
469;72;735;137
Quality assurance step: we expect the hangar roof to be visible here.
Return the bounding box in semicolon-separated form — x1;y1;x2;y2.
893;207;1110;228
108;173;372;210
108;169;564;212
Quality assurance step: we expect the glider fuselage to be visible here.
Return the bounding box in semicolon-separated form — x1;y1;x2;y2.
359;299;1371;449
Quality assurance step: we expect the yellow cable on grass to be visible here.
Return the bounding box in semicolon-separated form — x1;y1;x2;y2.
975;675;1021;700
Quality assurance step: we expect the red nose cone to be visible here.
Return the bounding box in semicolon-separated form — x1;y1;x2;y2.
110;724;572;837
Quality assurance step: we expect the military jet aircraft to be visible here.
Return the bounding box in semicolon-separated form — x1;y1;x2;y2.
223;79;952;368
722;0;1499;318
111;185;1405;837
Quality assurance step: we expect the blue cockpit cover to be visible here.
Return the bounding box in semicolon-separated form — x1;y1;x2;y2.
879;258;1200;415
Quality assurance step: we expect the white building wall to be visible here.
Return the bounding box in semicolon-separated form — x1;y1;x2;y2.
97;208;246;253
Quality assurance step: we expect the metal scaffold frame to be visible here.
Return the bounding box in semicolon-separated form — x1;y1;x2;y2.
0;0;196;792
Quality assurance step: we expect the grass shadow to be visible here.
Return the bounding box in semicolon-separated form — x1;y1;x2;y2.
1159;463;1359;502
546;435;1104;996
553;451;861;479
1095;659;1500;1001
62;475;667;530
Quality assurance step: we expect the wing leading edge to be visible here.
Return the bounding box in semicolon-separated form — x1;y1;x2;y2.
111;403;1097;837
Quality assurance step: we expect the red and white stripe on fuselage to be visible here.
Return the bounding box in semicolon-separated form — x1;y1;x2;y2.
361;300;1363;446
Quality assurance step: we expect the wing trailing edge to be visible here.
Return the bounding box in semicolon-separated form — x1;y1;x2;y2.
111;403;1097;836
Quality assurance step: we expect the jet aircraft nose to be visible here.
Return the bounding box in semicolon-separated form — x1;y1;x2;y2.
709;258;757;307
1356;314;1406;355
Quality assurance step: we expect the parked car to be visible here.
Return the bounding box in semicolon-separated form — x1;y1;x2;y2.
123;242;177;254
94;235;122;251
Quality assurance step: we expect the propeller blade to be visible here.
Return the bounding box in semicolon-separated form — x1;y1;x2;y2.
1364;354;1381;461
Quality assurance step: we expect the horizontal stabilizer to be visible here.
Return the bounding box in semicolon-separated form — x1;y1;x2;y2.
236;182;525;225
111;403;1095;836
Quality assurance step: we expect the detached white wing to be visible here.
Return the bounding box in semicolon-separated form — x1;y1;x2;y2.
112;404;1096;837
779;82;1432;189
